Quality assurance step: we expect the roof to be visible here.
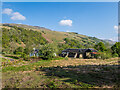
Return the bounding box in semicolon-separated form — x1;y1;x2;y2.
86;48;98;52
62;48;97;53
31;49;39;54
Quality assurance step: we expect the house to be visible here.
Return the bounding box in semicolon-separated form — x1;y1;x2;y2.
30;49;39;57
61;48;98;59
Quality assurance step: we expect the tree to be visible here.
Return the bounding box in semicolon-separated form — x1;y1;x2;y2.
111;42;120;57
24;47;31;54
14;47;24;54
94;42;106;52
39;43;58;60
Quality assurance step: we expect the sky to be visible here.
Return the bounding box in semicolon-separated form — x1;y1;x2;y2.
2;2;118;41
1;0;120;2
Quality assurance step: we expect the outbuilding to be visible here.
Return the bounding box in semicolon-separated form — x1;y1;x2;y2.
61;48;98;59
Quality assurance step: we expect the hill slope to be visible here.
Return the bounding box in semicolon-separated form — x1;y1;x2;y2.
2;24;48;54
3;23;112;43
2;23;114;54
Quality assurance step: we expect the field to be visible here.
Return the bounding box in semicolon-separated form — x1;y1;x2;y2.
2;56;120;88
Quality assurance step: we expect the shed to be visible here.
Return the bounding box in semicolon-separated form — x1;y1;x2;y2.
61;48;98;58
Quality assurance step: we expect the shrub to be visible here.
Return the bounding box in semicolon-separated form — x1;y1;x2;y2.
112;53;119;57
39;43;58;60
14;47;24;55
94;42;107;52
23;57;30;61
48;81;57;88
111;42;120;57
95;52;112;60
2;52;6;55
94;54;101;59
20;53;26;58
20;53;30;61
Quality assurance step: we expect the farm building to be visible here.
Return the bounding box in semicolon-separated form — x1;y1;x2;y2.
30;49;39;57
61;48;98;59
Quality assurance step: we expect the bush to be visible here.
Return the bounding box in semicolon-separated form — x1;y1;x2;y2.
39;44;58;60
20;53;26;58
2;52;6;55
94;42;107;52
101;53;111;59
95;52;112;60
20;53;30;61
111;42;120;57
23;57;30;61
47;81;57;88
94;54;101;59
14;47;24;55
112;53;119;57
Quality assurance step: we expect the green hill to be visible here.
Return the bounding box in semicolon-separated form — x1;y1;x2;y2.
2;24;48;54
2;23;113;54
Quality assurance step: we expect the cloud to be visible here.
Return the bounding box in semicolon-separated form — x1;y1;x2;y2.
17;23;22;24
66;30;70;32
98;37;118;42
114;25;118;33
59;19;72;26
2;8;26;21
2;8;13;15
109;37;118;42
114;25;118;30
11;12;26;20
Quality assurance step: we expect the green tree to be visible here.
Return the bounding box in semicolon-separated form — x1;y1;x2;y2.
39;44;58;60
24;47;31;55
94;42;106;52
14;47;24;55
111;42;120;57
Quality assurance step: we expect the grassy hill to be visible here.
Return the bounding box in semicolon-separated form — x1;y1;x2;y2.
2;23;119;88
2;24;48;54
2;23;114;54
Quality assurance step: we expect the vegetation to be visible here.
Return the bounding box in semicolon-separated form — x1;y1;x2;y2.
2;26;48;54
57;38;93;54
94;42;107;52
111;42;120;57
2;24;119;60
39;43;58;60
2;58;119;88
2;23;120;89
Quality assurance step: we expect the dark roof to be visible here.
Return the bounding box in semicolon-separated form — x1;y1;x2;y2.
86;48;98;52
62;48;97;53
62;49;86;53
33;49;39;53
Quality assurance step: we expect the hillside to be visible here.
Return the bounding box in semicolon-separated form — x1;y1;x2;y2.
2;23;119;88
2;25;48;54
2;23;114;54
3;23;114;43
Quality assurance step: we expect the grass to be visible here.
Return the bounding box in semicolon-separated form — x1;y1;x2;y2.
2;60;51;72
2;57;120;88
2;58;10;62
